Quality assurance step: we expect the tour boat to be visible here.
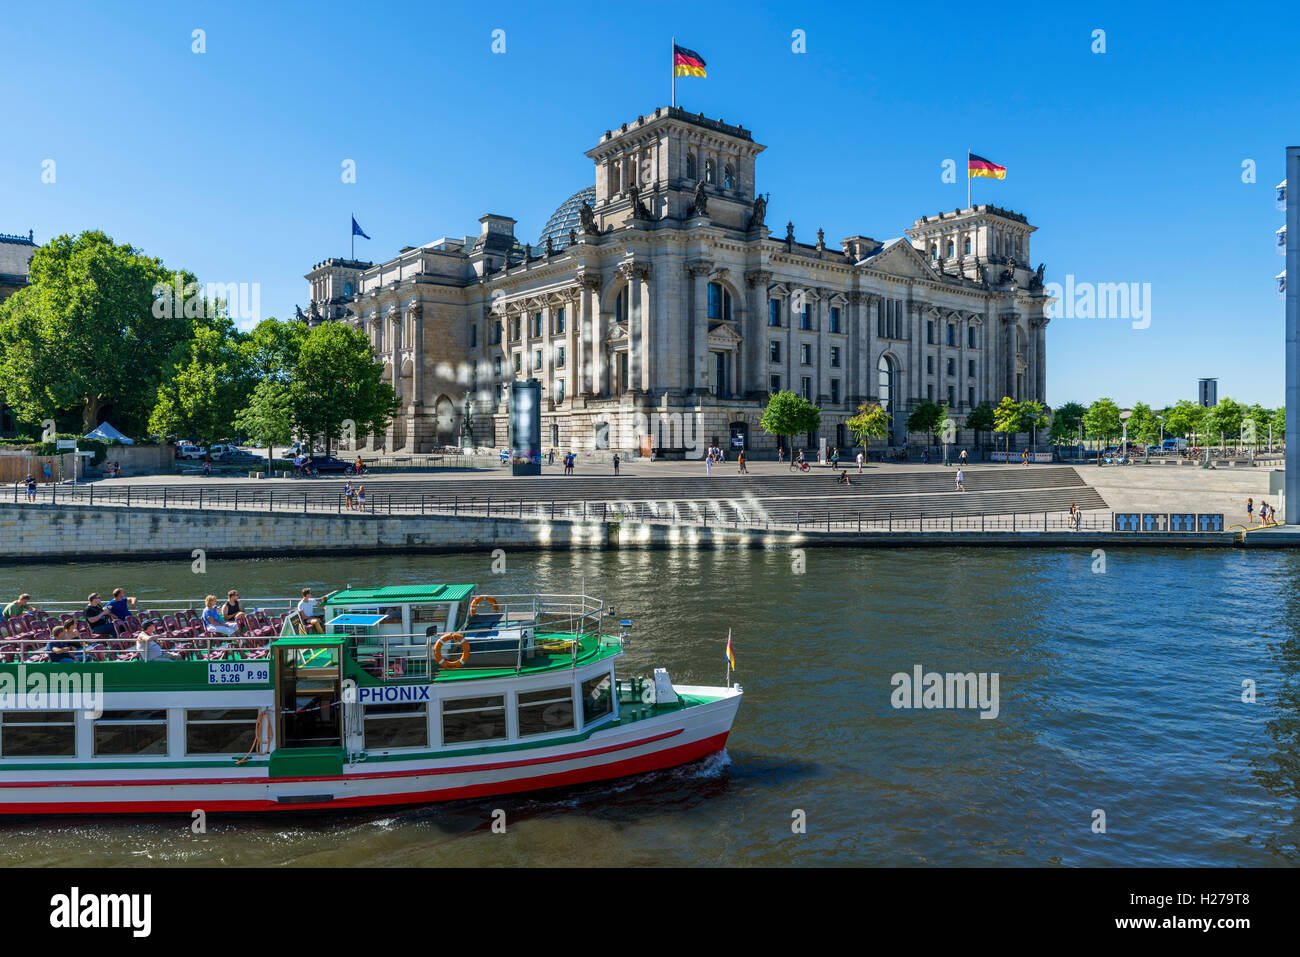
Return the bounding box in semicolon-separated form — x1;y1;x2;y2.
0;585;742;814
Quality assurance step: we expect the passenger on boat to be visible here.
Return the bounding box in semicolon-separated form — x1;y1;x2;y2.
45;624;85;663
297;588;325;634
2;593;31;619
222;589;250;633
106;587;137;620
135;621;179;661
84;593;116;639
202;595;239;637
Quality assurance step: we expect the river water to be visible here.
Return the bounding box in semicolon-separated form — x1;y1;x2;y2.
0;546;1297;867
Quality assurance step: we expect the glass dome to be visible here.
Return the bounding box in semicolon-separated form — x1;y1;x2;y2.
537;187;595;252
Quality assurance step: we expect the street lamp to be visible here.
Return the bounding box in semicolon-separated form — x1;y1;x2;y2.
1120;409;1133;462
1156;414;1165;446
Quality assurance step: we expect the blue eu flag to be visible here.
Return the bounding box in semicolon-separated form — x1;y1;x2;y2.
351;216;370;240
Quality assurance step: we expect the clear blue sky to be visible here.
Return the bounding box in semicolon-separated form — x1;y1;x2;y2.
2;1;1295;409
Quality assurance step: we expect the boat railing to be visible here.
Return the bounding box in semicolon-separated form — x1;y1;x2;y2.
24;598;299;616
0;634;272;664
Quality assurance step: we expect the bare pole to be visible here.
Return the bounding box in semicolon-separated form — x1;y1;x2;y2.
966;149;971;210
671;36;676;108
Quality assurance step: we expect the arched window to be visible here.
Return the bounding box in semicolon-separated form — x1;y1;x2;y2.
963;236;971;255
615;286;629;325
724;164;734;189
686;152;696;180
946;241;954;257
611;162;622;194
877;355;894;413
930;245;937;260
705;158;715;184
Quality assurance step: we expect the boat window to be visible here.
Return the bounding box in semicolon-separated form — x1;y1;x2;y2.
517;686;575;737
94;709;168;756
582;672;614;724
185;708;260;755
441;695;506;744
0;711;76;757
364;702;428;750
412;604;450;624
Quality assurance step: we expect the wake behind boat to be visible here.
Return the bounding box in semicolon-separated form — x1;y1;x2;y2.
0;585;742;813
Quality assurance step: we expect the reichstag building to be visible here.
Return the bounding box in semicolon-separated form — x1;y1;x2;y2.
303;106;1051;455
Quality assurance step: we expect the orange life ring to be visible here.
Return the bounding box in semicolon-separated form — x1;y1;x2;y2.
433;632;470;668
469;595;499;616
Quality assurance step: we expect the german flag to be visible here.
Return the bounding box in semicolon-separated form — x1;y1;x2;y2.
968;153;1006;179
673;44;707;78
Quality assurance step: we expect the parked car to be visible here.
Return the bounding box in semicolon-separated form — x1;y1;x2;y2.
1162;438;1188;452
175;443;203;460
305;456;351;474
221;450;265;466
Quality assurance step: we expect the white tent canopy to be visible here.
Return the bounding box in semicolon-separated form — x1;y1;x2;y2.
83;421;135;445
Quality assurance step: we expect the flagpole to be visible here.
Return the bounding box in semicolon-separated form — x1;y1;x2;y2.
725;627;731;688
351;213;354;260
966;150;970;210
671;36;676;108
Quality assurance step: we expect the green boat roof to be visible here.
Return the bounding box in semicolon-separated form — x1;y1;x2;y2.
271;635;347;648
327;584;477;604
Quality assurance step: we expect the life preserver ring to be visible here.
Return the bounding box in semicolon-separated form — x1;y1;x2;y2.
433;633;471;668
469;595;499;616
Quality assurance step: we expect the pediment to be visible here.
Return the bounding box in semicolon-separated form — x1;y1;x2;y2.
859;238;937;280
708;322;743;344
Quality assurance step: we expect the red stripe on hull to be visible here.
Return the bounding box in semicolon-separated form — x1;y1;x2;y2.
0;732;730;815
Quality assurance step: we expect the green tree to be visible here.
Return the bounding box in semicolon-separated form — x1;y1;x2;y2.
234;379;294;469
1271;406;1286;446
289;322;399;455
1163;399;1206;442
1021;399;1047;448
760;390;822;458
846;402;889;450
0;230;194;432
966;402;995;447
1082;397;1122;444
906;399;948;446
147;320;252;445
1048;401;1085;446
241;317;306;382
1127;401;1159;446
993;396;1029;454
1244;403;1272;447
1204;396;1245;446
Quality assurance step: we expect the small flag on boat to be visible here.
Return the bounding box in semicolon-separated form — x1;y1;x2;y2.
673;44;707;78
725;631;735;670
968;153;1006;179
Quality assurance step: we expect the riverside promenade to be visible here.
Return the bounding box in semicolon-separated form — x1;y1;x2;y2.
0;457;1285;562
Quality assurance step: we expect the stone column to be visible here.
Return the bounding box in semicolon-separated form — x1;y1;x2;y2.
638;265;653;393
686;261;713;394
540;303;553;406
744;270;772;396
1034;317;1048;401
577;272;602;396
620;262;643;393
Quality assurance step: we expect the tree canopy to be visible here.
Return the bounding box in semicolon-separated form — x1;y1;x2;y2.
1082;398;1123;442
760;390;822;442
289;321;400;454
846;402;889;448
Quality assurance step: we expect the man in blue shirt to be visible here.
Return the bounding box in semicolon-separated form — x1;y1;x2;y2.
45;625;84;663
106;587;136;620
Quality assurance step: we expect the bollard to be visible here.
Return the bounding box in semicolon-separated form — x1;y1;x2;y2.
124;487;129;508
199;489;203;510
303;492;308;514
421;494;425;515
796;511;801;531
90;486;94;507
487;497;492;518
827;511;830;532
454;495;458;517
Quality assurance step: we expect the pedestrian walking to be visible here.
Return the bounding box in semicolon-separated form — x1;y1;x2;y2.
922;449;929;465
830;448;839;470
357;485;366;510
1246;497;1254;524
956;468;964;492
959;449;968;465
1022;449;1029;467
23;474;36;504
344;482;355;511
738;449;747;473
778;445;786;465
613;453;620;476
856;450;864;473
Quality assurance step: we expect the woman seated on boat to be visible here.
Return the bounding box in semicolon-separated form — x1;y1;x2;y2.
135;621;179;661
201;595;239;638
45;624;86;663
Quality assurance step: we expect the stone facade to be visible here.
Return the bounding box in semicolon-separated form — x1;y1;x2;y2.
0;230;37;436
305;108;1053;456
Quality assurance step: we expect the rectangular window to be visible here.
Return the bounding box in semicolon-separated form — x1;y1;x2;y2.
801;376;812;400
511;318;520;341
555;307;565;334
830;306;841;334
801;343;812;365
470;324;477;348
968;386;976;407
492;322;502;345
927;321;934;345
769;341;781;363
534;349;542;370
442;695;507;744
968;359;975;377
927;384;934;401
1;711;76;757
947;324;955;346
830;346;841;368
877;301;884;337
800;304;811;330
927;355;934;374
494;357;502;377
513;353;521;374
582;672;614;724
947;358;955;377
969;326;977;348
555;346;566;368
364;703;428;750
185;708;260;755
769;300;781;327
517;687;575;737
770;374;781;393
948;385;956;407
830;379;840;404
94;709;167;756
708;283;721;320
555;379;565;404
531;314;541;337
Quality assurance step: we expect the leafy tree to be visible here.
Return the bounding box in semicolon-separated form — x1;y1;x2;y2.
906;399;948;445
241;317;306;382
846;402;889;450
1204;396;1245;445
1082;397;1122;444
289;322;399;455
1244;403;1272;447
1021;399;1047;448
993;396;1028;453
0;231;194;433
760;391;822;455
147;320;252;445
234;379;294;468
1048;401;1085;446
1163;399;1206;442
966;402;995;447
1272;406;1286;445
1127;401;1159;445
